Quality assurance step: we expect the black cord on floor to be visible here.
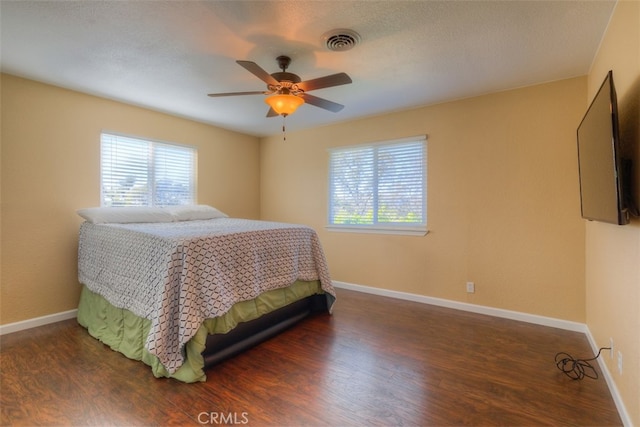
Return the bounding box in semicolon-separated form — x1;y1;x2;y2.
555;347;609;380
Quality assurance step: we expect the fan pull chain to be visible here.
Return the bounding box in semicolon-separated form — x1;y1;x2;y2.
282;115;287;142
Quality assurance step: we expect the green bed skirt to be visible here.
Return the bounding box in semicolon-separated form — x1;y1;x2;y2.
77;280;325;383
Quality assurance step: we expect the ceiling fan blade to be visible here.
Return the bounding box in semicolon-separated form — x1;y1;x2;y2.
207;91;267;97
300;93;344;112
297;73;352;92
237;60;279;86
266;107;279;118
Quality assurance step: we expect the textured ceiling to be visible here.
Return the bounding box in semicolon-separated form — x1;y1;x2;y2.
0;1;616;137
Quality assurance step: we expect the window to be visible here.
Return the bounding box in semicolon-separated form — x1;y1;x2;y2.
328;135;427;235
101;133;196;207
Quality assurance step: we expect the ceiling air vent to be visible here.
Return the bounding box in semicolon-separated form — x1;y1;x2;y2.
322;29;361;52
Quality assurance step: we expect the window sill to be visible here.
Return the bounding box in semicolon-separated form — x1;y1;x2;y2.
325;225;428;236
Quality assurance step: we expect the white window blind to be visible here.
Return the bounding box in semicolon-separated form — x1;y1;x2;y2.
328;136;427;235
101;133;196;207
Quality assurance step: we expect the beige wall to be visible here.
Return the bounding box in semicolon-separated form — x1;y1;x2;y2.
0;74;261;324
261;77;587;322
586;1;640;425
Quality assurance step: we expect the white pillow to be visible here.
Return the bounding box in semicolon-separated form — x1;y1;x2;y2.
77;207;175;224
166;205;228;221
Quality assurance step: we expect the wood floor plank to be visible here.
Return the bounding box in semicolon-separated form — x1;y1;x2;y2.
0;289;622;426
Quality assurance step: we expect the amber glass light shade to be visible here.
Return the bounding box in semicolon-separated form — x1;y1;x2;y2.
264;94;304;116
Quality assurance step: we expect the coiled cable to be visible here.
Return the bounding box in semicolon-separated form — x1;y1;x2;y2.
555;347;609;380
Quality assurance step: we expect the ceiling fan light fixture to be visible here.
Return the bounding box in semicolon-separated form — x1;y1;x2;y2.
264;93;304;116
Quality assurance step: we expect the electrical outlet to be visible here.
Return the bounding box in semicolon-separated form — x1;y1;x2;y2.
466;282;475;293
610;337;614;359
617;351;623;375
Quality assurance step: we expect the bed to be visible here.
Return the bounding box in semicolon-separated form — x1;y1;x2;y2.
75;205;336;383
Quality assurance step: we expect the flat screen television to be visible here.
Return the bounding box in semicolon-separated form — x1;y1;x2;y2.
577;70;629;225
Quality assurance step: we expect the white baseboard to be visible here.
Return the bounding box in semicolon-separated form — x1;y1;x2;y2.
584;329;633;427
333;281;587;332
0;309;78;336
333;280;630;426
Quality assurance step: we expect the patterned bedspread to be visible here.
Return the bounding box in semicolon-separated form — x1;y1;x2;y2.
78;218;335;373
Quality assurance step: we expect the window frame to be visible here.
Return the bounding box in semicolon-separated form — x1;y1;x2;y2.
326;135;428;236
100;132;197;207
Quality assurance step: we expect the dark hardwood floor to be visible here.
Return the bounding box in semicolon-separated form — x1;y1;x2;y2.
1;289;622;426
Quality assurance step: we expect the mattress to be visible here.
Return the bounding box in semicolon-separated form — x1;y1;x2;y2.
78;218;336;374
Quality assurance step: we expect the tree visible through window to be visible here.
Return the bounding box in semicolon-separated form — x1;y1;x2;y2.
328;136;426;233
100;133;196;207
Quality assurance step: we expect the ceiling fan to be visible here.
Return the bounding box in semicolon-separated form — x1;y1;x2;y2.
207;55;352;117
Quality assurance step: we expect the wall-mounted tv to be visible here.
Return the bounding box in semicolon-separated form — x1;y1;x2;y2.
577;70;629;225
